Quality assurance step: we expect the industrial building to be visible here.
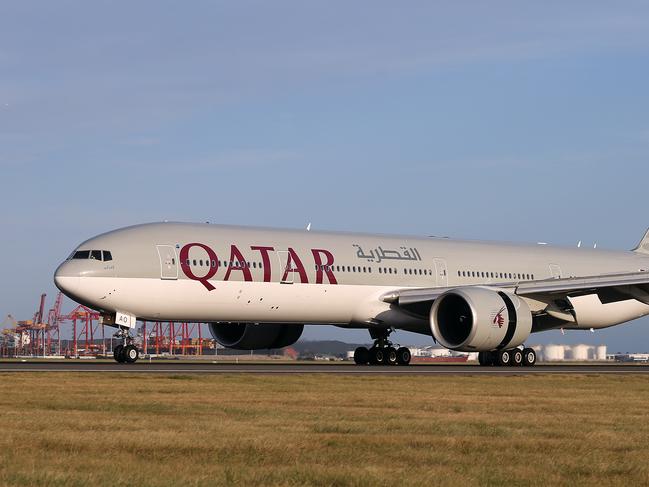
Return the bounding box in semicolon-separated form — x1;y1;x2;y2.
531;344;608;362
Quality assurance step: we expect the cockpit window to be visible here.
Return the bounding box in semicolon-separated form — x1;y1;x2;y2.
70;250;113;261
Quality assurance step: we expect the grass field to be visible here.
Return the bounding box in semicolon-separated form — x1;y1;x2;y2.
1;373;648;486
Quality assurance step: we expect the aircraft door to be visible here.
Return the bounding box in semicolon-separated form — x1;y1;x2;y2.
157;245;178;280
433;258;448;287
549;264;562;279
277;250;294;284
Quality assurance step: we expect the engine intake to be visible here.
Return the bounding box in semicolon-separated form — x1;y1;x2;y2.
430;287;532;351
208;323;304;350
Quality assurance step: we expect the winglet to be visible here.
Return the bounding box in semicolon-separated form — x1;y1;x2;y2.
633;228;649;254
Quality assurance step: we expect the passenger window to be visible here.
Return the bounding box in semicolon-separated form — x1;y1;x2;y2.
212;260;216;267
368;267;372;273
379;268;382;274
193;260;197;266
103;251;113;262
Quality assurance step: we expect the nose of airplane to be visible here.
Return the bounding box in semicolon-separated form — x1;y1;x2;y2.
54;262;80;296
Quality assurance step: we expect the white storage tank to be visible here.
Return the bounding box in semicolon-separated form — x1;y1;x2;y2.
596;345;607;361
572;344;590;361
544;344;565;361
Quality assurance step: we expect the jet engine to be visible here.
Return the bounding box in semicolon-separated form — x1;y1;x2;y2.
430;287;532;351
208;322;304;350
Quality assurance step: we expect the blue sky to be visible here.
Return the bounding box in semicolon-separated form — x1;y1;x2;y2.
2;1;649;352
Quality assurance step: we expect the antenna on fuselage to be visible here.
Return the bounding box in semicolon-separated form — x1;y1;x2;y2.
306;222;311;232
577;241;581;248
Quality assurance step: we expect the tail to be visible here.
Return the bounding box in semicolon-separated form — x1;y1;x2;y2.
633;228;649;254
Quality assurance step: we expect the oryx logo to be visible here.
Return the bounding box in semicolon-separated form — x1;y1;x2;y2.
493;306;506;328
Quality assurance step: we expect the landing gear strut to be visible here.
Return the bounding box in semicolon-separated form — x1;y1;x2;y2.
113;328;139;364
354;329;411;366
478;347;536;367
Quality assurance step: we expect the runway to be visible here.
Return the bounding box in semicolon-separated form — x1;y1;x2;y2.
1;361;648;375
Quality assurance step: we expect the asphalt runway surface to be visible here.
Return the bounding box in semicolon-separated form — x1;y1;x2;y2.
1;361;648;375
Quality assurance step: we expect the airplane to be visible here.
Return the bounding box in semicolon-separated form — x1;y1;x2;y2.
53;222;649;366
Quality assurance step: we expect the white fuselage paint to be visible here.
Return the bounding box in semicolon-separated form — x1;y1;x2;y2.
53;222;649;336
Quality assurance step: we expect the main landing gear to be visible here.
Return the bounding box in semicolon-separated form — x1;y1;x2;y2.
353;329;411;366
478;347;537;367
112;328;140;364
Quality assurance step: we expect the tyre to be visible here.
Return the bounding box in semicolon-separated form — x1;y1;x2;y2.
124;345;139;363
497;350;511;366
385;347;398;366
396;347;411;365
478;351;486;366
353;346;370;365
370;347;386;365
522;348;537;367
113;345;124;363
511;349;523;366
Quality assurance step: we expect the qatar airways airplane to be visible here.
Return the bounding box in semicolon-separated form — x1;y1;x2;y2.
53;222;649;366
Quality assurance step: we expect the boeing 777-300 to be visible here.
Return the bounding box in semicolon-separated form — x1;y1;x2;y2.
53;222;649;366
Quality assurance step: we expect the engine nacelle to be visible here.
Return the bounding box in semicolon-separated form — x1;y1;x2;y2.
430;287;532;352
208;322;304;350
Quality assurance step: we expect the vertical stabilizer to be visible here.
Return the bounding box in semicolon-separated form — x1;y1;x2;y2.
633;228;649;254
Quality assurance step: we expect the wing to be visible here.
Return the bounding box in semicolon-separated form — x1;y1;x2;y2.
381;271;649;312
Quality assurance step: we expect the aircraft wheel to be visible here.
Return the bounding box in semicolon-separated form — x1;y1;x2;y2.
522;348;537;367
113;345;125;363
511;349;523;366
478;351;487;366
497;350;511;366
370;347;386;365
124;345;139;363
396;347;411;366
385;347;398;366
484;351;497;366
353;346;370;365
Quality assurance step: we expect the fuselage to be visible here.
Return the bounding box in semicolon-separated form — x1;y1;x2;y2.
54;222;649;335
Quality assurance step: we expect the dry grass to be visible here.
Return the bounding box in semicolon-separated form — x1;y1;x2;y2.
0;372;648;486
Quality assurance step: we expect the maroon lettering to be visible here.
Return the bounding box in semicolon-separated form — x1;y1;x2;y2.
311;248;337;284
282;248;309;283
251;245;274;282
180;243;218;291
224;244;253;282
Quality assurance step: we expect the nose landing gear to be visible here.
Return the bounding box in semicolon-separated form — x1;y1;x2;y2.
112;328;140;364
354;329;411;366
